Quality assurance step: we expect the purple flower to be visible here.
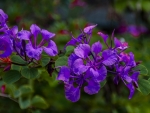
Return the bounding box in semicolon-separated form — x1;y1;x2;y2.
114;52;139;99
0;35;12;57
57;41;108;102
65;25;97;49
18;24;58;60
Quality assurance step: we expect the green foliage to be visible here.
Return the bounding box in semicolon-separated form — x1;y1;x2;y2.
19;97;31;109
31;95;49;109
11;55;27;65
138;79;150;95
133;64;148;76
55;56;68;67
21;67;39;79
41;57;50;67
3;70;22;84
65;46;75;56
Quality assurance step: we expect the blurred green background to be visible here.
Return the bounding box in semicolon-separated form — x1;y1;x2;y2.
0;0;150;113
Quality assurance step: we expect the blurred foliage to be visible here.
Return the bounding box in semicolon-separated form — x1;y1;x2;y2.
0;0;150;113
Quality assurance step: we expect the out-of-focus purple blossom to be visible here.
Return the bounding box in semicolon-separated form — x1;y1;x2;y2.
116;24;148;37
17;24;58;60
128;25;148;37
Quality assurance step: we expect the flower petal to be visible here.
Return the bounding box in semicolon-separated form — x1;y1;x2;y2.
102;49;118;66
91;41;102;54
30;24;41;38
0;9;8;24
57;66;70;82
84;80;100;95
97;32;109;43
89;65;107;82
74;44;90;58
41;29;55;40
73;58;89;74
68;53;79;68
126;83;135;99
18;30;31;40
0;36;12;57
26;42;43;60
84;25;97;35
65;84;80;102
43;40;58;56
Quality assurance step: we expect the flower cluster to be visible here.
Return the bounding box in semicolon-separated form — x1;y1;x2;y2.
57;25;140;102
0;9;142;103
0;9;58;63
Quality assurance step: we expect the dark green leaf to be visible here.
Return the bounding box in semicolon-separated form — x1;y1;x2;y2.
41;57;50;67
31;95;49;109
133;64;148;76
3;70;22;84
100;80;107;88
55;56;68;67
11;64;21;71
11;55;27;65
19;97;31;109
21;67;38;79
138;78;150;95
65;46;74;55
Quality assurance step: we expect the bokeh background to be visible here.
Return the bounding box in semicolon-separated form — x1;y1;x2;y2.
0;0;150;113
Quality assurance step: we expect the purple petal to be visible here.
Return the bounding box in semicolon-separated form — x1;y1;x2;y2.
126;83;135;99
84;25;97;35
18;30;31;40
43;40;58;56
97;32;109;43
128;52;136;67
131;72;139;87
113;75;120;85
91;41;102;54
30;24;41;38
0;36;12;57
65;38;77;48
114;38;122;48
73;58;89;74
65;84;80;102
84;80;100;95
41;29;55;40
102;49;118;66
97;65;107;81
74;44;90;58
9;26;18;36
57;66;70;82
68;53;79;67
89;66;107;82
26;42;43;60
0;9;8;24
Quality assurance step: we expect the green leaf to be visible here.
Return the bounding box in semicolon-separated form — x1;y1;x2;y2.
55;56;68;67
133;64;148;76
11;64;21;71
41;57;50;67
19;85;33;96
3;70;22;84
19;97;31;109
138;78;150;95
31;95;49;109
13;85;33;98
21;67;38;79
100;80;107;88
65;46;74;55
11;55;27;64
